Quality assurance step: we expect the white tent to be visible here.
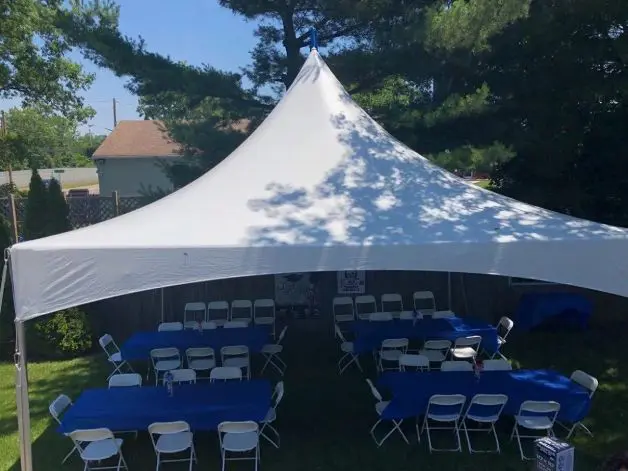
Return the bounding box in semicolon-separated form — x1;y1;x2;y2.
8;49;628;470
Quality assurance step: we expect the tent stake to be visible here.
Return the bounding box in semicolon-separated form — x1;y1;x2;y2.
15;319;32;471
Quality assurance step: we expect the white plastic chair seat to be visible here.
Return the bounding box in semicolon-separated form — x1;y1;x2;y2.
451;347;477;359
428;413;462;422
224;357;249;368
419;349;446;362
155;360;180;371
189;359;215;371
223;432;259;452
515;416;554;430
254;317;274;325
380;350;403;362
261;344;283;354
467;413;501;423
335;314;355;322
375;401;390;416
80;438;123;461
399;354;429;368
155;431;193;454
340;342;354;353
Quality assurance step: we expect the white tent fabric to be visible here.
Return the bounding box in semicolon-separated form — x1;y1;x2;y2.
10;50;628;320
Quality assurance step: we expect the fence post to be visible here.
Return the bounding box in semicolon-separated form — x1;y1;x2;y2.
8;194;19;243
112;191;120;217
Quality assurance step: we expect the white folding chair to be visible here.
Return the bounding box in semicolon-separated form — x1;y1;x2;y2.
490;316;514;359
150;348;182;385
413;291;436;314
218;421;260;471
432;310;455;319
158;322;183;332
378;338;408;372
69;428;127;471
148;421;196;471
208;301;230;327
221;346;250;379
186;347;216;377
99;334;134;380
183;302;206;324
419;340;452;369
559;370;598;439
261;326;288;375
355;295;377;321
399;354;429;372
333;296;355;324
210;366;243;382
253;299;276;339
421;394;466;452
369;312;393;322
49;394;80;464
260;381;284;448
482;359;512;371
381;293;403;318
231;299;253;322
165;368;197;385
510;400;560;460
365;379;409;446
224;320;249;328
462;394;508;453
108;373;142;388
450;335;482;361
334;324;362;374
441;361;473;372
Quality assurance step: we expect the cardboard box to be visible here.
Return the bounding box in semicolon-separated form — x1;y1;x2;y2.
535;437;574;471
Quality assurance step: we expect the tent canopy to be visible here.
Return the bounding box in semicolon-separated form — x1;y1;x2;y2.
10;50;628;321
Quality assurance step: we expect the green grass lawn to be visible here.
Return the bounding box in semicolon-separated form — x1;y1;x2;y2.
1;322;626;470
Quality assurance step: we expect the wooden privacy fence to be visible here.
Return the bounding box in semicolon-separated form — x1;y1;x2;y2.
0;192;149;238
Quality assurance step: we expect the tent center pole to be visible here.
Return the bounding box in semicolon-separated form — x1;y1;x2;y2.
160;288;165;323
447;271;452;310
15;319;33;471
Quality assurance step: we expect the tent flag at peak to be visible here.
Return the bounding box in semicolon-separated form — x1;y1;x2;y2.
9;50;628;320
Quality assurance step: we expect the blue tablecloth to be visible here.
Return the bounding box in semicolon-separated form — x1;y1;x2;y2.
378;370;590;423
516;293;592;331
121;326;270;360
58;380;271;433
352;317;499;354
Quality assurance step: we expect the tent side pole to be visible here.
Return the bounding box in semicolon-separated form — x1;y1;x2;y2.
447;272;452;310
15;319;33;471
160;288;165;323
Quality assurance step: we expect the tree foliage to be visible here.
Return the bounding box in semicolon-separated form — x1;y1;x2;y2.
47;178;71;235
23;169;48;241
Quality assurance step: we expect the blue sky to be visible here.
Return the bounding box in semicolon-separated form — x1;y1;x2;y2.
3;0;260;134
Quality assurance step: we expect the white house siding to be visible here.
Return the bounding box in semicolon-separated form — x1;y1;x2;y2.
96;157;176;196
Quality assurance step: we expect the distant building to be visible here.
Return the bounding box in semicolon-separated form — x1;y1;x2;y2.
92;120;182;196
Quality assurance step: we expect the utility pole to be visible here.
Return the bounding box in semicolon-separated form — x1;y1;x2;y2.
112;98;118;128
0;111;13;188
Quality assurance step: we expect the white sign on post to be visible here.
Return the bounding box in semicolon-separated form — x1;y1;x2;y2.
337;270;366;294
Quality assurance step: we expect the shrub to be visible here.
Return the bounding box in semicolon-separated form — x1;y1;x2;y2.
28;307;92;359
23;169;48;240
46;178;71;234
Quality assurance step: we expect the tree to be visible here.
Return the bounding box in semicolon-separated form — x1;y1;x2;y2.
46;178;71;235
22;169;48;241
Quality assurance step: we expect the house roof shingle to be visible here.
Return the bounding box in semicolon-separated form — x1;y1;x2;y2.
92;120;182;159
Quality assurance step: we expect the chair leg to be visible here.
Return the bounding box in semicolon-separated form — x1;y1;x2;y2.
61;444;77;464
261;422;280;448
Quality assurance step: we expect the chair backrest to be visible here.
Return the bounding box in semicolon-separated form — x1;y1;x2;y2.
273;381;285;408
108;373;142;388
148;420;190;436
158;322;183;332
570;370;599;397
381;293;403;312
482;359;512;371
381;338;409;351
231;299;253;321
98;334;119;358
497;316;514;339
210;366;242;382
432;310;455;319
207;301;230;323
332;296;355;320
413;291;436;312
454;335;482;349
518;400;561;423
183;302;206;323
399;354;430;369
355;295;377;317
254;299;276;321
221;345;249;360
465;394;508;420
369;311;393;322
69;428;115;445
334;324;348;343
423;339;452;351
365;378;383;402
150;348;180;366
167;368;196;384
224;320;249;328
186;347;215;362
49;394;72;423
441;361;473;372
276;326;288;345
427;394;466;416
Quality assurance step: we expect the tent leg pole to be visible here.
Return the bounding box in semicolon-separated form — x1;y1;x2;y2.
160;288;165;323
447;272;452;310
15;320;33;471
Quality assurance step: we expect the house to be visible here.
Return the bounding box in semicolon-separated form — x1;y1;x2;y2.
92;120;182;196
